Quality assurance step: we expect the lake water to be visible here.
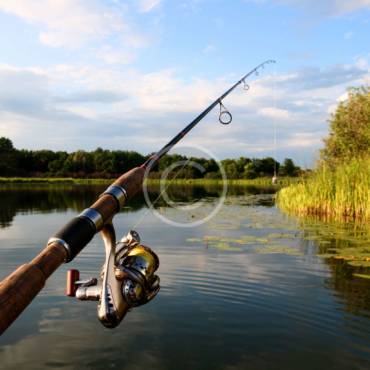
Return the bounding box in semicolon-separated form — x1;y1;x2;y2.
0;184;369;370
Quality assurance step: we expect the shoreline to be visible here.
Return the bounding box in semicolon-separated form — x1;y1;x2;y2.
0;176;296;187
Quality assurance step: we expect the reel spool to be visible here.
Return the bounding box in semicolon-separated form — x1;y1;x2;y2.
66;228;160;328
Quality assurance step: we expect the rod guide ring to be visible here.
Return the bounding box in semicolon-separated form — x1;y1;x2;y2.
219;111;232;125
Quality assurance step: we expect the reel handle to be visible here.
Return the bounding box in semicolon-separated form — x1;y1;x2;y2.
66;269;80;297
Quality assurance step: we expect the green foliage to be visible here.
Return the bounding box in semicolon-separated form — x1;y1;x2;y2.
278;86;370;223
0;137;14;152
243;162;257;179
321;87;370;165
0;137;17;175
222;159;239;179
279;158;299;176
0;137;301;180
242;157;279;179
277;157;370;222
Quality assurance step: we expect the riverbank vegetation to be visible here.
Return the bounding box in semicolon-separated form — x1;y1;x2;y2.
277;157;370;221
277;87;370;223
0;176;297;187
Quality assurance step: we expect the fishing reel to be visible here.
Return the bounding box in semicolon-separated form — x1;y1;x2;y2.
66;226;160;328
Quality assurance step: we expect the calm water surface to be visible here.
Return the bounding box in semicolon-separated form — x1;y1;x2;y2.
0;184;369;370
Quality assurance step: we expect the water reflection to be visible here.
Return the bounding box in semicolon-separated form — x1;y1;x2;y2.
0;184;369;370
0;184;274;228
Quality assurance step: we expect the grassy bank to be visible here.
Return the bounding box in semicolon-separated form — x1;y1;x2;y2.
0;176;296;187
277;158;370;222
145;177;295;187
0;177;112;185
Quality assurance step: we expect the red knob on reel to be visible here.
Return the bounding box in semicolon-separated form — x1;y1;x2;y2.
66;269;80;297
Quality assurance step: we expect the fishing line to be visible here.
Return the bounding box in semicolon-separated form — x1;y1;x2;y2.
272;62;278;179
131;157;192;230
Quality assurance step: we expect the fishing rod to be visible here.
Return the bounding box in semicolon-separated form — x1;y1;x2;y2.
143;60;275;169
0;60;275;334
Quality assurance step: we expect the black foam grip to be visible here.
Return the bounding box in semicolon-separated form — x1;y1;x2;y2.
53;217;96;262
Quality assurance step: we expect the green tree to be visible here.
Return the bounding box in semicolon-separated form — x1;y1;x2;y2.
48;151;68;174
280;158;299;176
203;158;219;174
221;159;239;179
235;157;251;173
31;150;59;173
93;148;113;174
243;162;257;179
0;137;14;152
320;86;370;166
260;157;279;176
0;137;17;175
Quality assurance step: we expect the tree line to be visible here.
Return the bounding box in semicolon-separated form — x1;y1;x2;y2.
0;137;301;179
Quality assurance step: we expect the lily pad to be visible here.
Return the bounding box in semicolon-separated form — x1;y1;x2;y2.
255;245;302;256
213;242;242;252
186;238;203;243
240;235;259;243
203;236;222;241
255;238;269;243
264;232;296;240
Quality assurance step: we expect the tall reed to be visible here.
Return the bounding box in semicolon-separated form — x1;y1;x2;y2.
276;158;370;222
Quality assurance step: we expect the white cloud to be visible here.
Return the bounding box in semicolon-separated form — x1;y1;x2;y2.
96;47;137;65
0;59;368;165
284;132;323;148
138;0;162;12
0;0;127;48
248;0;370;15
355;56;370;70
259;107;292;120
122;31;150;49
0;0;155;68
328;0;370;15
0;64;49;114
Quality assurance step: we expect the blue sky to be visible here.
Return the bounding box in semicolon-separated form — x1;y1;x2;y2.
0;0;369;166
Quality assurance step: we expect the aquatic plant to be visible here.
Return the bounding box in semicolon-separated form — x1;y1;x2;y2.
254;245;302;255
276;157;370;223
